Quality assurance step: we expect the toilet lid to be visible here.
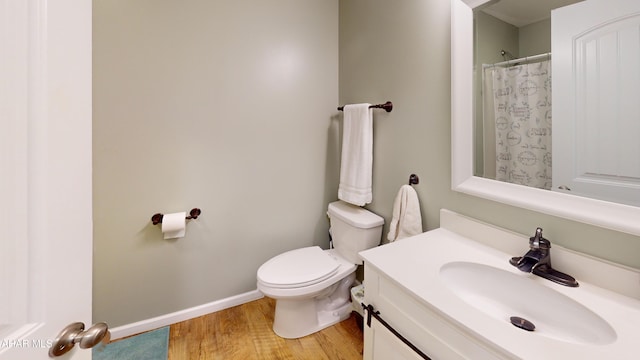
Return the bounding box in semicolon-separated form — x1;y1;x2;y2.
258;246;340;288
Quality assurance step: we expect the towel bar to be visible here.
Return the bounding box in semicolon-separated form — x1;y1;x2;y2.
337;101;393;112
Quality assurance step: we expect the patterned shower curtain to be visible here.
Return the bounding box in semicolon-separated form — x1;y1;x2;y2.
490;60;552;189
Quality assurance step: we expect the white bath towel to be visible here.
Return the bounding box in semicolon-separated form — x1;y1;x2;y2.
387;185;423;241
338;103;373;206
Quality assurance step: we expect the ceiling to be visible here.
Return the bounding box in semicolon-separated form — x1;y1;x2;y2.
481;0;584;27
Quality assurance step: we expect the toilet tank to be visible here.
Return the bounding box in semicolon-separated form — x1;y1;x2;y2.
327;201;384;264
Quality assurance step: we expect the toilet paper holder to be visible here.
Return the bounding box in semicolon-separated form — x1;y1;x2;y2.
151;208;201;225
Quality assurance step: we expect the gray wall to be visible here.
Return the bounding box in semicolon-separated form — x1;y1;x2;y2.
520;18;551;56
93;0;339;327
94;0;640;327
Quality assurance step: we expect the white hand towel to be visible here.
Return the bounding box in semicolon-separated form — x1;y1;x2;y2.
338;103;373;206
387;185;423;241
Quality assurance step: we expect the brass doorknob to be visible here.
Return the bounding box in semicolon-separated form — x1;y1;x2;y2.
49;322;110;357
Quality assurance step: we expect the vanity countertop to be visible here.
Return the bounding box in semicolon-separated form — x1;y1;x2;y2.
359;209;640;359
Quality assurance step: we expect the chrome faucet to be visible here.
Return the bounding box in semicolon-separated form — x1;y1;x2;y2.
510;228;579;287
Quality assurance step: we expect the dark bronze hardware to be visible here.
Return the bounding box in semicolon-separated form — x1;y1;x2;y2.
510;228;579;287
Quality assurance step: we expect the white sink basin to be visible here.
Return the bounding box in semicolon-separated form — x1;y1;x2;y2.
440;261;617;345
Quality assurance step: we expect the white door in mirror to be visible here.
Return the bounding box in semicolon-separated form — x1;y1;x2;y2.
552;0;640;206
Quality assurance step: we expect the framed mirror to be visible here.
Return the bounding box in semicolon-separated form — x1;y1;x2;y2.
451;0;640;236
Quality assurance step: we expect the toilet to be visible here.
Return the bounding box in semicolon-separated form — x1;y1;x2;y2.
257;200;384;339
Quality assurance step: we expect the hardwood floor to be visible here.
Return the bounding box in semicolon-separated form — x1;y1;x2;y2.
167;297;364;360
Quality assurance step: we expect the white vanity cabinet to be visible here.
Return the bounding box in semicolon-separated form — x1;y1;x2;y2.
362;262;511;360
359;209;640;360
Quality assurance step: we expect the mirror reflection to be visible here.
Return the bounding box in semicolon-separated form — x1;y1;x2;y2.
473;0;580;189
473;0;640;207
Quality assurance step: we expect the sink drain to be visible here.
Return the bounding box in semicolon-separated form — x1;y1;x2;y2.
510;316;535;331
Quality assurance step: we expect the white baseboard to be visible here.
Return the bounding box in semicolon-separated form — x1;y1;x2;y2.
108;289;264;340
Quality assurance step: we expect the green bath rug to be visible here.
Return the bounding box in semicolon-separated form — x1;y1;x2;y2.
93;326;169;360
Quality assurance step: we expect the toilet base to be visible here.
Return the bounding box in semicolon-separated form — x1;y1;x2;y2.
271;272;356;339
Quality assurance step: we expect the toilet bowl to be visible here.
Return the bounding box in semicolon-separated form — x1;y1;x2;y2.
256;200;383;339
258;247;357;338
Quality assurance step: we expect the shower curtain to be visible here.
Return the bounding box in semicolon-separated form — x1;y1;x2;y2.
485;60;552;189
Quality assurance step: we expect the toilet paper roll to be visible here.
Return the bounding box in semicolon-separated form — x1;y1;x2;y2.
161;212;186;239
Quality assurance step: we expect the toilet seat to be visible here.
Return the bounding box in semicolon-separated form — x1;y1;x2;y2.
257;246;340;289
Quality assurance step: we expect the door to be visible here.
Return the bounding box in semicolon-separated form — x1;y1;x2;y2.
552;0;640;206
364;320;431;360
1;0;93;359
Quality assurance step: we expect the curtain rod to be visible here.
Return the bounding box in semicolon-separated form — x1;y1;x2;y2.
337;101;393;113
482;52;551;68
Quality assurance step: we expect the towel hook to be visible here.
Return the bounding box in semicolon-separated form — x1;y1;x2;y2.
408;174;419;185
